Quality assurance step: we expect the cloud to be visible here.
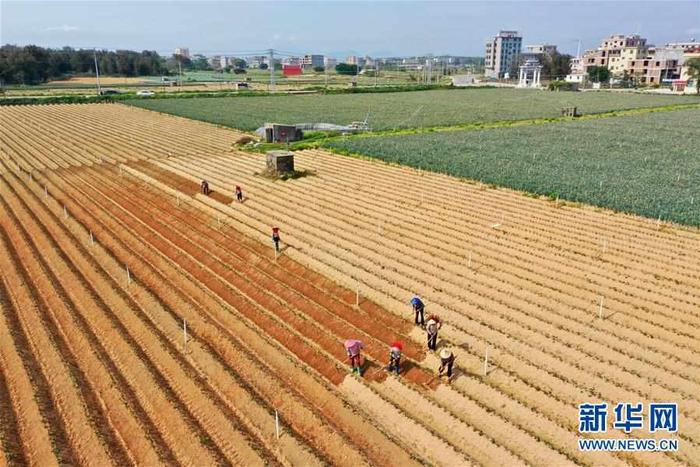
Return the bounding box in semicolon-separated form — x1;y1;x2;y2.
44;25;79;32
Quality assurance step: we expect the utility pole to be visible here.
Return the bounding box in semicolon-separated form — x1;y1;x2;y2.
355;56;359;86
93;48;102;95
427;56;433;84
178;58;183;91
268;48;275;91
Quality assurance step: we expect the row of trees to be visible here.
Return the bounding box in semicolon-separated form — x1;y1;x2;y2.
0;44;168;85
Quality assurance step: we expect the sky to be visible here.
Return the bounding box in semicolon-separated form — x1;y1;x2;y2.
1;0;699;57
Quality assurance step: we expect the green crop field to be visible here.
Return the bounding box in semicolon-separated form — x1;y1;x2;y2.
125;88;699;131
326;108;700;226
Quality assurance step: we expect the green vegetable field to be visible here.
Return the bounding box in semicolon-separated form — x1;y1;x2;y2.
125;88;698;131
326;108;700;226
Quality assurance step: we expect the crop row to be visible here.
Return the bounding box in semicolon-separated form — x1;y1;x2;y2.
125;88;700;131
145;150;699;464
326;107;700;226
2;158;490;463
135;159;680;466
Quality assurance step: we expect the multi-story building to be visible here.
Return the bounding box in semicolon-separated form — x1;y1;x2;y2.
249;55;269;68
345;55;368;68
565;56;585;83
626;52;680;84
581;33;686;84
174;47;190;59
582;34;647;75
282;56;302;65
323;57;337;69
484;30;522;78
524;44;557;56
679;48;700;90
301;54;325;69
206;55;230;70
665;39;699;53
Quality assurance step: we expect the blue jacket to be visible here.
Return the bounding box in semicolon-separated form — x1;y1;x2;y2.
410;297;424;309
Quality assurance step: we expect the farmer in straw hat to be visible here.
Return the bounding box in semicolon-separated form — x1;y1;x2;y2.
387;342;402;375
438;348;456;381
426;315;442;351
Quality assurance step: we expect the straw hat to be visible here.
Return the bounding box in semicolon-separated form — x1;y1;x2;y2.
440;348;452;359
426;319;437;326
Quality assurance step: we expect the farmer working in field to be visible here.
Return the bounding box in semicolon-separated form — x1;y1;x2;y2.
272;227;281;252
344;339;364;375
426;315;442;351
235;185;243;202
410;296;425;327
387;342;402;375
438;349;456;381
201;180;210;195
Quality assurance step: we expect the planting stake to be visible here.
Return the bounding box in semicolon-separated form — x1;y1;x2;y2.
29;172;32;182
126;266;131;285
63;205;68;219
598;296;604;319
691;196;694;205
183;319;187;352
89;231;94;246
275;410;280;440
217;216;221;229
44;185;48;198
355;282;360;307
483;347;489;375
657;216;661;229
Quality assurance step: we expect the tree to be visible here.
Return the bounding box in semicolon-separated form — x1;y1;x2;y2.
587;66;611;83
259;63;268;70
548;52;572;80
508;54;525;80
0;45;168;84
335;63;358;75
191;55;212;71
232;58;247;69
313;66;325;73
685;57;700;94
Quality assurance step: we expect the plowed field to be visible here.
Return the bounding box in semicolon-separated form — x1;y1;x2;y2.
1;103;698;466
